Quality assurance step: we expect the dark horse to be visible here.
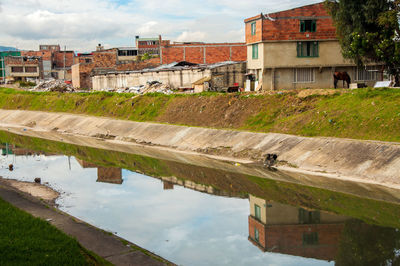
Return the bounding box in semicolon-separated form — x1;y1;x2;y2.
334;71;351;88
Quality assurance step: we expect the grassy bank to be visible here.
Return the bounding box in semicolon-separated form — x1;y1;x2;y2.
0;87;400;142
1;130;400;229
0;197;109;265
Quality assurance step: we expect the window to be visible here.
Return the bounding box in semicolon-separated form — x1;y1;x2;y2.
303;232;319;245
255;204;261;220
251;22;256;36
298;208;320;224
355;66;379;81
297;41;319;57
11;66;23;73
254;228;260;242
252;44;258;59
294;68;315;83
25;66;37;73
300;20;316;32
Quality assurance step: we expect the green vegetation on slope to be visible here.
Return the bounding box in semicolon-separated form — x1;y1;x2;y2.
1;130;400;229
1;87;400;141
0;197;110;265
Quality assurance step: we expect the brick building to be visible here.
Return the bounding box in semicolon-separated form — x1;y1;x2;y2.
21;45;75;80
244;2;382;90
136;36;170;56
72;46;160;89
248;195;349;261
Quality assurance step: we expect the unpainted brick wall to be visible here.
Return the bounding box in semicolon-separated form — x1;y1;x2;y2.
116;58;160;71
245;3;337;43
161;44;246;64
53;51;75;68
93;49;118;68
21;50;52;61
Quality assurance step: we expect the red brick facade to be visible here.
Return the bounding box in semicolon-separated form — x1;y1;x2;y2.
116;58;160;71
245;3;337;44
161;43;246;64
21;50;52;61
53;51;75;68
92;49;118;68
248;215;345;261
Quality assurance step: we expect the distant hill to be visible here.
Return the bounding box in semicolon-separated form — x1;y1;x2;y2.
0;46;19;52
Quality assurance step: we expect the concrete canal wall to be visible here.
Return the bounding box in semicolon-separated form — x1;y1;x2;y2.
0;109;399;187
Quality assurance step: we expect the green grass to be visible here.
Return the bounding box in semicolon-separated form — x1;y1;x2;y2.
1;87;400;142
17;81;36;87
0;197;110;265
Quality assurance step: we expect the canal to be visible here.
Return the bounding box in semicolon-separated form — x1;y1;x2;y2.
0;131;399;265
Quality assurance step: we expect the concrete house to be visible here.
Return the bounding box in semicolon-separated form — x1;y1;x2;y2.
4;56;43;81
244;2;383;90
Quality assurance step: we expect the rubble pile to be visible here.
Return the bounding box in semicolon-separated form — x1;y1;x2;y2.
31;79;75;92
101;80;173;95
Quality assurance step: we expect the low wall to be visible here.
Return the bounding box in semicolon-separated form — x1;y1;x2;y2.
0;109;399;188
92;68;212;90
92;62;246;91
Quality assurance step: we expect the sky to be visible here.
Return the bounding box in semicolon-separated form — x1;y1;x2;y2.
0;0;321;52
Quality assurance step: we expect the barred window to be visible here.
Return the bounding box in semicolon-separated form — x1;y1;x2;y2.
297;41;319;57
294;68;315;83
355;66;379;81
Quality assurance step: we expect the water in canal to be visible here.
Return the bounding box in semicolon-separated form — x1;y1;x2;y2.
0;133;400;266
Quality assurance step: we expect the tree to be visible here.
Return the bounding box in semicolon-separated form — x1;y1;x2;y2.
325;0;400;85
335;220;400;266
141;53;152;61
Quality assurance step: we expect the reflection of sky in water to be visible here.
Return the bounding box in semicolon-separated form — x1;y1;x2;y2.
0;154;332;266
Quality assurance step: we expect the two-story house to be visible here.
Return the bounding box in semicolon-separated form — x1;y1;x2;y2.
244;2;382;90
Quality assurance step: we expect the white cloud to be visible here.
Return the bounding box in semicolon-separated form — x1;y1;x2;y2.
0;0;323;52
176;31;207;42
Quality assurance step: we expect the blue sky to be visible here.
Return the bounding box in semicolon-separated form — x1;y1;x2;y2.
0;0;321;52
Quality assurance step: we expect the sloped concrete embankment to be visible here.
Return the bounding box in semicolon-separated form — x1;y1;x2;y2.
0;109;399;187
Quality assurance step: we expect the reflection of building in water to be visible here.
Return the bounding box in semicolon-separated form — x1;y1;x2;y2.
76;159;97;169
163;180;174;190
1;143;55;156
157;176;245;198
97;167;122;184
77;159;123;185
248;195;349;261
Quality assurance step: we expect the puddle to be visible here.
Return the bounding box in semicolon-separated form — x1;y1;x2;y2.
0;134;400;265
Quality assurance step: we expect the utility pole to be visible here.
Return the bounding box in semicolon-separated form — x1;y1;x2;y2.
63;45;66;80
0;57;4;84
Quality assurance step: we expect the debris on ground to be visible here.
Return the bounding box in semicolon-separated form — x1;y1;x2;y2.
99;80;173;95
31;79;75;92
